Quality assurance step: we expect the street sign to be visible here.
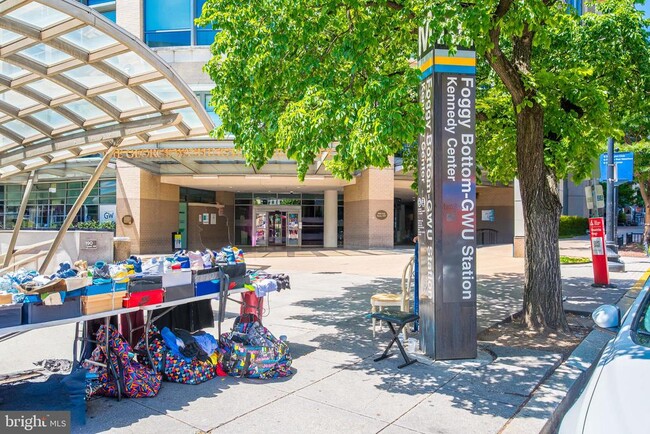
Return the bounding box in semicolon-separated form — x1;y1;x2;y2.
585;185;605;210
599;152;634;183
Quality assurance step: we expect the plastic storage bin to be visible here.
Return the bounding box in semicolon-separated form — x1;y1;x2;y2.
193;268;220;296
22;296;81;324
164;284;194;302
0;303;22;328
162;270;192;288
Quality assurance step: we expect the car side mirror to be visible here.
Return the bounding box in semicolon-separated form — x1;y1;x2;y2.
592;304;621;334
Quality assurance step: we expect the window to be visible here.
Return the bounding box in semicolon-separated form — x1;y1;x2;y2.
0;180;116;229
195;91;221;126
144;0;217;47
565;0;582;15
78;0;116;22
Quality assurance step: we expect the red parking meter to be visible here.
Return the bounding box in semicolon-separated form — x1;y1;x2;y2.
589;217;610;286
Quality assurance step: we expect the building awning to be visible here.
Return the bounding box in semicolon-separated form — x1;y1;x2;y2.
0;0;214;179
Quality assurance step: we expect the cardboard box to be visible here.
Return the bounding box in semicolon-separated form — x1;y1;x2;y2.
81;291;127;315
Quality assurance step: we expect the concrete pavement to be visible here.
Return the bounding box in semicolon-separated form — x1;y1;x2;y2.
0;240;648;434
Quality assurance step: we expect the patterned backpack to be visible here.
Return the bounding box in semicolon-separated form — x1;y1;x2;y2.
134;325;219;385
86;324;162;398
219;315;292;379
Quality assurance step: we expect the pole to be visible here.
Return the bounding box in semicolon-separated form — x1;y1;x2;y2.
39;147;116;274
3;172;36;268
606;138;615;244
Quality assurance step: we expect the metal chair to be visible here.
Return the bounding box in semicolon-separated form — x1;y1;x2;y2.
370;256;415;337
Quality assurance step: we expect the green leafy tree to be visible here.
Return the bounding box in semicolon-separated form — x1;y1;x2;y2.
623;142;650;243
199;0;649;331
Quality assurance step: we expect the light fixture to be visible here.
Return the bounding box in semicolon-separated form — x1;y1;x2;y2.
245;174;271;179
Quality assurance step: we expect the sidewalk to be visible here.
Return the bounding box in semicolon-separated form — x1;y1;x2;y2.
0;241;647;434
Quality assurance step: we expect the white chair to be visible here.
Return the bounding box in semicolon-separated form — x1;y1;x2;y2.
370;256;415;337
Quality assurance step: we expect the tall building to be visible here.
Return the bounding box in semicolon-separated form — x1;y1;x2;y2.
0;0;515;253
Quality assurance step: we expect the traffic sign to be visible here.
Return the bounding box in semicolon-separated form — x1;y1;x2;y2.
599;152;634;183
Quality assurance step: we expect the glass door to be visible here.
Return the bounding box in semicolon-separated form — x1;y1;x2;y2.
287;212;299;246
268;211;286;245
254;212;268;246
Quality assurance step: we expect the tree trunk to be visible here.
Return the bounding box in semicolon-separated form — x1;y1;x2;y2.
516;104;569;331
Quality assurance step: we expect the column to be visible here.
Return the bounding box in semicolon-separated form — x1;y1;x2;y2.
323;190;338;248
344;162;394;249
116;161;179;254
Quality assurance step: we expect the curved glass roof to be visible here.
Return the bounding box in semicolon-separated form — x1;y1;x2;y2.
0;0;214;179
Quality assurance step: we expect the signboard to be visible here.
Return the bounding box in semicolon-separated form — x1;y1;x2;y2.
585;185;605;210
417;37;477;360
599;152;634;183
210;213;217;225
481;210;495;222
99;205;116;223
375;210;388;220
589;217;610;286
174;233;182;249
84;240;97;250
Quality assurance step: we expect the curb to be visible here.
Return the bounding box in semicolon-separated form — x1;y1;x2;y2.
501;268;650;434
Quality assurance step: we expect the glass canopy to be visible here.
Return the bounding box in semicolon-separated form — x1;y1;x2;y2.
0;0;214;179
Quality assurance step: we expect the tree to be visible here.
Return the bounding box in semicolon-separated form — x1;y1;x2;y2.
199;0;649;331
624;142;650;244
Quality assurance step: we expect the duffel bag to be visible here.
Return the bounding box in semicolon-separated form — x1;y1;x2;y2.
134;325;218;385
89;324;162;398
219;315;292;379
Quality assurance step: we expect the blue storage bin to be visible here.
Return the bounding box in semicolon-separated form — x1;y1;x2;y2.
195;279;220;296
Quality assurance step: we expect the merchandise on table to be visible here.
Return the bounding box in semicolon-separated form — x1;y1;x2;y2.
81;291;127;315
128;275;163;293
164;283;194;302
22;294;81;324
193;267;220;296
122;289;164;307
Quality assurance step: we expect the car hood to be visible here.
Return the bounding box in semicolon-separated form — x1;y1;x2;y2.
582;338;650;434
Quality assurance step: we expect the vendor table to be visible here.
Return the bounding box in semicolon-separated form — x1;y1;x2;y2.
0;282;251;399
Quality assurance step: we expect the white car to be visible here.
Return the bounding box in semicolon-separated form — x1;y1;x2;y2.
560;282;650;434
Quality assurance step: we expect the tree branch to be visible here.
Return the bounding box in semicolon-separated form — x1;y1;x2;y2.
483;0;527;105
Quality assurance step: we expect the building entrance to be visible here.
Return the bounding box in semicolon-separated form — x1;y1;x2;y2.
253;206;301;247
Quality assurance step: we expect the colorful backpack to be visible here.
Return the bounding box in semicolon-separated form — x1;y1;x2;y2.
134;325;218;385
219;315;292;379
87;324;162;398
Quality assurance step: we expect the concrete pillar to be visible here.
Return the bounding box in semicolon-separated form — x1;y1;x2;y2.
344;162;394;249
116;0;143;39
323;190;338;248
513;178;525;258
116;161;179;254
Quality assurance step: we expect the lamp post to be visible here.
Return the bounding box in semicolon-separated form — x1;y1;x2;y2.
605;137;624;272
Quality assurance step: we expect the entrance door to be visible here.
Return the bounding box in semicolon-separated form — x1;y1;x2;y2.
268;211;286;245
254;211;268;246
287;212;299;246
